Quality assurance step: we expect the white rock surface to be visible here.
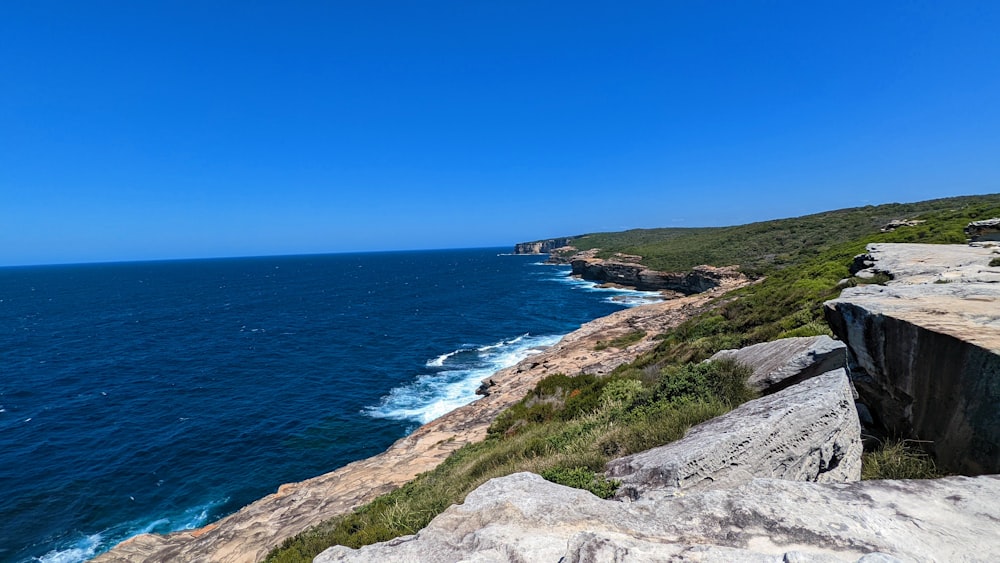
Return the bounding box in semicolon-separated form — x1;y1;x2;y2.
710;335;847;394
606;369;862;500
315;472;1000;563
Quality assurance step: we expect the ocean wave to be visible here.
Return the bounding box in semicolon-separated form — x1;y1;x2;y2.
547;269;663;307
29;499;226;563
34;534;101;563
365;334;563;425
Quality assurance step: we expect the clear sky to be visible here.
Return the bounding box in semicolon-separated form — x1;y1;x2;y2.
2;2;999;266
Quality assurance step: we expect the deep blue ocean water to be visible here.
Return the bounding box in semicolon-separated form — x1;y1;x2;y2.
0;248;659;563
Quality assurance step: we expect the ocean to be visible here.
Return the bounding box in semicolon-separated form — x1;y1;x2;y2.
0;248;660;563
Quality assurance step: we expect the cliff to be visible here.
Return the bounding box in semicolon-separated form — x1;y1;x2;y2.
320;242;1000;562
512;237;576;254
825;242;1000;474
571;257;747;294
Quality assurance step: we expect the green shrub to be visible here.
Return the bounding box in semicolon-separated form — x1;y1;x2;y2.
990;257;1000;267
539;466;620;499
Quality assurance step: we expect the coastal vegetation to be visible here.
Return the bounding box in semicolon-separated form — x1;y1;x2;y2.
266;194;1000;563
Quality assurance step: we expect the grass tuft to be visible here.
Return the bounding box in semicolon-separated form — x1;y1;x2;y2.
861;440;945;480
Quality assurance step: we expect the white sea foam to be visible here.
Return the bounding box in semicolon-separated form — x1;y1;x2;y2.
548;269;663;307
35;534;101;563
34;499;226;563
366;333;563;425
426;349;461;367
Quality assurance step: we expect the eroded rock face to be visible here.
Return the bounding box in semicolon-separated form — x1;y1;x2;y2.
513;238;576;254
965;217;1000;242
605;369;861;500
315;472;1000;563
824;243;1000;475
570;258;746;294
710;335;847;394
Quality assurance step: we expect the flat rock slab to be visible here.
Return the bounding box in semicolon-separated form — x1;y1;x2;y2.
605;369;861;500
316;472;1000;563
710;335;847;394
858;242;1000;284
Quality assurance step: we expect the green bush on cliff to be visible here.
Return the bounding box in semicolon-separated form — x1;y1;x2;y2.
539;466;620;499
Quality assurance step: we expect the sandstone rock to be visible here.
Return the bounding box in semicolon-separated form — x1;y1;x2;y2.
824;243;1000;475
513;238;576;254
965;217;1000;242
316;472;1000;562
570;258;747;294
710;335;847;394
606;369;861;500
879;219;924;233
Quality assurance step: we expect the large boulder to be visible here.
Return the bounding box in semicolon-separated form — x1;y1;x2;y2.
315;472;1000;562
824;243;1000;474
605;369;861;500
709;335;847;394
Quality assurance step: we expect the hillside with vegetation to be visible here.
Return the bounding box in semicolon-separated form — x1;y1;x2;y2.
567;195;993;276
266;193;998;563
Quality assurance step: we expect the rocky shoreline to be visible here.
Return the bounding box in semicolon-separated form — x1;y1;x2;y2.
93;270;749;563
318;242;1000;562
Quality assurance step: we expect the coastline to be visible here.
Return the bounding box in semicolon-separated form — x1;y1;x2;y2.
93;278;747;563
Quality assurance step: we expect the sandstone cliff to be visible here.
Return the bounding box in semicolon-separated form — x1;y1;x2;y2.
571;257;747;294
825;243;1000;474
513;237;576;254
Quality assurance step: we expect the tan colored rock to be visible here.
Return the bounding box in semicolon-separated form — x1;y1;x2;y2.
94;279;749;563
571;257;748;294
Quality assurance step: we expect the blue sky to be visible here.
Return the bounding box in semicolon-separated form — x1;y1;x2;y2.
2;2;998;266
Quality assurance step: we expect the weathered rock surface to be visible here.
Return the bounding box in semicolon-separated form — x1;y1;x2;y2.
825;243;1000;475
513;237;576;254
94;279;749;563
965;217;1000;242
571;257;747;293
850;242;1000;284
316;472;1000;562
710;335;847;394
606;369;861;500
